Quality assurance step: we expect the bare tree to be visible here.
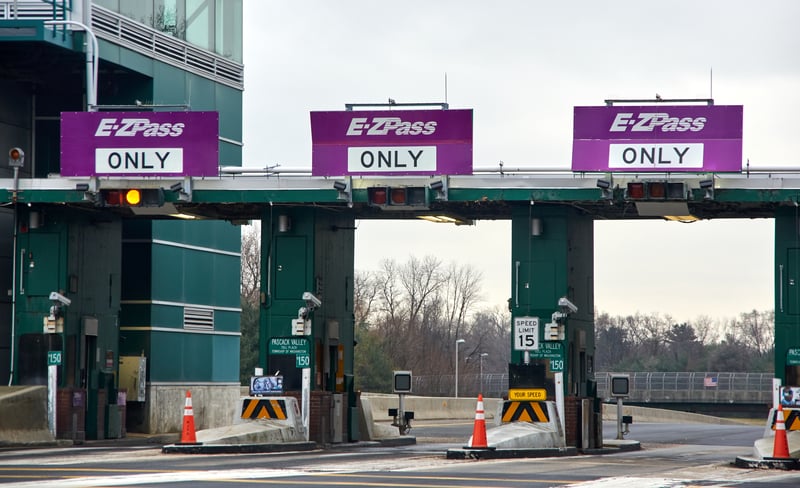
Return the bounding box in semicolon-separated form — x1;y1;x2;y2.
240;226;261;305
239;226;261;382
354;270;380;327
729;309;774;356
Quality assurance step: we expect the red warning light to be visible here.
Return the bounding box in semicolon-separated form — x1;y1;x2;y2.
647;182;666;199
368;187;388;206
390;188;407;205
626;182;645;200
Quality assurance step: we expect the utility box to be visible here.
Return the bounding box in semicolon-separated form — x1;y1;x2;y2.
332;393;344;443
119;356;147;402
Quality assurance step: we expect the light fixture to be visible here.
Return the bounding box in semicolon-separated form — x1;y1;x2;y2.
699;179;714;200
8;147;24;168
278;215;291;232
333;179;352;206
417;214;473;225
75;183;90;191
429;178;448;201
169;178;193;202
596;178;613;200
531;218;543;236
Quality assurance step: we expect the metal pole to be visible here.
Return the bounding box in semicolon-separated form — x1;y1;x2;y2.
455;339;464;398
44;20;99;111
616;397;623;440
479;353;488;394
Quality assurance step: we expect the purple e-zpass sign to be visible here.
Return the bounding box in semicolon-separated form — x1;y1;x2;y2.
60;111;219;177
310;109;473;176
572;105;743;172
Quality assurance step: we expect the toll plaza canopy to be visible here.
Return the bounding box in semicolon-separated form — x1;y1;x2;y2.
4;169;800;222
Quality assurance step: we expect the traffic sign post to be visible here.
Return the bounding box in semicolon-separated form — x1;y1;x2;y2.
47;350;61;437
513;316;539;364
269;337;311;440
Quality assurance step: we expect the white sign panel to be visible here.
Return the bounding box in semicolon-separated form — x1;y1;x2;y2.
514;316;539;351
347;146;436;173
95;148;184;174
608;143;703;169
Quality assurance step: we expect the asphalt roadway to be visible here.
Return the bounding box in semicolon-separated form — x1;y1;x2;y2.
1;419;799;487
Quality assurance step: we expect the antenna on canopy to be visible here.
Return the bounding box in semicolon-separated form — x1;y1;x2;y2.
710;67;713;100
444;72;448;106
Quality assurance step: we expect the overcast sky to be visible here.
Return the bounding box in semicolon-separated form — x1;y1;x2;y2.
241;1;797;322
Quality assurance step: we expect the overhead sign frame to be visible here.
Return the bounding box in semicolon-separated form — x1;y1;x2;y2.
310;108;473;176
60;111;219;177
572;104;743;173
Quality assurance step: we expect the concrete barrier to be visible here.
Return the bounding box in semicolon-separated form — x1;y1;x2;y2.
0;386;56;445
602;402;748;425
193;396;305;445
361;393;502;422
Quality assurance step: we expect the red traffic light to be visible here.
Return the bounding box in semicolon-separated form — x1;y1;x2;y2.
367;187;388;205
368;187;427;207
625;181;686;201
626;182;645;200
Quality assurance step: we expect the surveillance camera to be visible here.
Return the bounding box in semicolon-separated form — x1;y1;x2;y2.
302;292;322;308
49;291;71;306
557;296;577;314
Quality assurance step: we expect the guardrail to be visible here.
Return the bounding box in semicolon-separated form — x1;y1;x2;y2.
412;371;774;404
0;0;67;20
595;371;773;404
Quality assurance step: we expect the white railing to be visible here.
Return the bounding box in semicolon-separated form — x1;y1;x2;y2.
1;1;243;90
0;0;68;20
91;4;243;90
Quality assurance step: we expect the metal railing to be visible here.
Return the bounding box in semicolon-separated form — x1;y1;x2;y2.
91;5;243;90
594;371;774;404
412;371;774;403
0;1;243;90
0;0;68;20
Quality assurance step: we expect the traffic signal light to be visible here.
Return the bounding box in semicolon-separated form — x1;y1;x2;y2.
625;181;686;200
99;188;165;207
368;187;427;208
393;370;412;393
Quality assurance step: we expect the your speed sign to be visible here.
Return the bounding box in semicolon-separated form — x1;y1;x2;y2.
514;316;539;351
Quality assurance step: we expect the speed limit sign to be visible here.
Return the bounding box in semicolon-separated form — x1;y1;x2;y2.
514;316;539;351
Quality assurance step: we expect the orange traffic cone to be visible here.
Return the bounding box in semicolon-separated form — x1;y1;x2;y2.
179;390;199;444
466;394;489;449
772;404;791;459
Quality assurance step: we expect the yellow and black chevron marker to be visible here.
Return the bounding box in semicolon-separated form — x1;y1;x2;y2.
501;400;550;423
772;408;800;431
241;398;288;420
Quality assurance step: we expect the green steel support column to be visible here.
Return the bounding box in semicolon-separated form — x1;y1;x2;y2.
509;204;595;399
260;206;356;442
260;207;355;389
774;208;800;386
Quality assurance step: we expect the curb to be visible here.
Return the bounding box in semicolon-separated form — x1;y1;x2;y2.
446;447;578;460
582;440;642;454
734;456;800;470
162;441;317;454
